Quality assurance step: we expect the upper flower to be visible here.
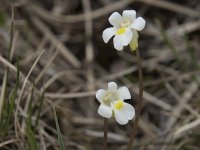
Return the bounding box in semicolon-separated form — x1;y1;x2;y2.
102;10;146;51
96;82;135;125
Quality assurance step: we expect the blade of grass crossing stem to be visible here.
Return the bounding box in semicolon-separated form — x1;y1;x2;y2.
27;85;35;127
25;118;39;150
34;90;45;132
53;106;65;150
2;61;20;137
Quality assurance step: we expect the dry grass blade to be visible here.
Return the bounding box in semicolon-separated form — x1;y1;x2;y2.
138;0;199;17
166;81;198;129
0;70;8;122
0;139;19;148
25;0;132;23
24;0;199;24
45;91;95;99
174;118;200;139
1;0;200;149
31;17;81;68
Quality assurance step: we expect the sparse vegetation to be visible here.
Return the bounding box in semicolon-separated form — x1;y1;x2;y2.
0;0;200;149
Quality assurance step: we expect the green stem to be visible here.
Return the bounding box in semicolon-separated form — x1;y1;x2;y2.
127;48;144;150
102;118;108;150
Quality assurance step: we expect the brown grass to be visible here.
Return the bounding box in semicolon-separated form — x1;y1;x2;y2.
0;0;200;149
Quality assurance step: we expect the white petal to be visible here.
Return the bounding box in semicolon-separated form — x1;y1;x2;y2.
114;110;129;125
109;12;122;27
131;17;146;31
102;27;115;43
122;10;136;22
120;29;133;46
114;103;135;125
113;35;124;51
118;87;131;100
96;89;106;103
122;103;135;120
98;104;112;118
108;82;117;91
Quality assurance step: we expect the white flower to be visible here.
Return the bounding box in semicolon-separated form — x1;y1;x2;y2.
102;10;146;51
96;82;135;125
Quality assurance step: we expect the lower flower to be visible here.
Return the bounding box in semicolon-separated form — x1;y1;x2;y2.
96;82;135;125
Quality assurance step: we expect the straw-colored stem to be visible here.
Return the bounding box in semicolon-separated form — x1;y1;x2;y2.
102;118;108;150
127;48;144;150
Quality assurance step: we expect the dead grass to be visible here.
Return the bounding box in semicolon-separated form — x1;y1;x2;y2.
0;0;200;149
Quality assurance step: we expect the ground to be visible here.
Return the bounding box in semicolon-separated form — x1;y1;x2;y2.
0;0;200;150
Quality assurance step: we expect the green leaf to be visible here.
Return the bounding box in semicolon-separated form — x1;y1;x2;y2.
25;118;39;150
53;106;65;150
34;90;45;132
2;61;20;137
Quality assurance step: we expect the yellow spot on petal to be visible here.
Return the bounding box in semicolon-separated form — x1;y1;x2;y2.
114;100;124;110
116;27;126;35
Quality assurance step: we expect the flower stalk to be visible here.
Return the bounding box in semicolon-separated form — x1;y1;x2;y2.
102;118;108;150
127;48;144;150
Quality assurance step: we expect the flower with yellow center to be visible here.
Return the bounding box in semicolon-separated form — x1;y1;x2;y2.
96;82;135;125
102;10;146;51
114;100;124;110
